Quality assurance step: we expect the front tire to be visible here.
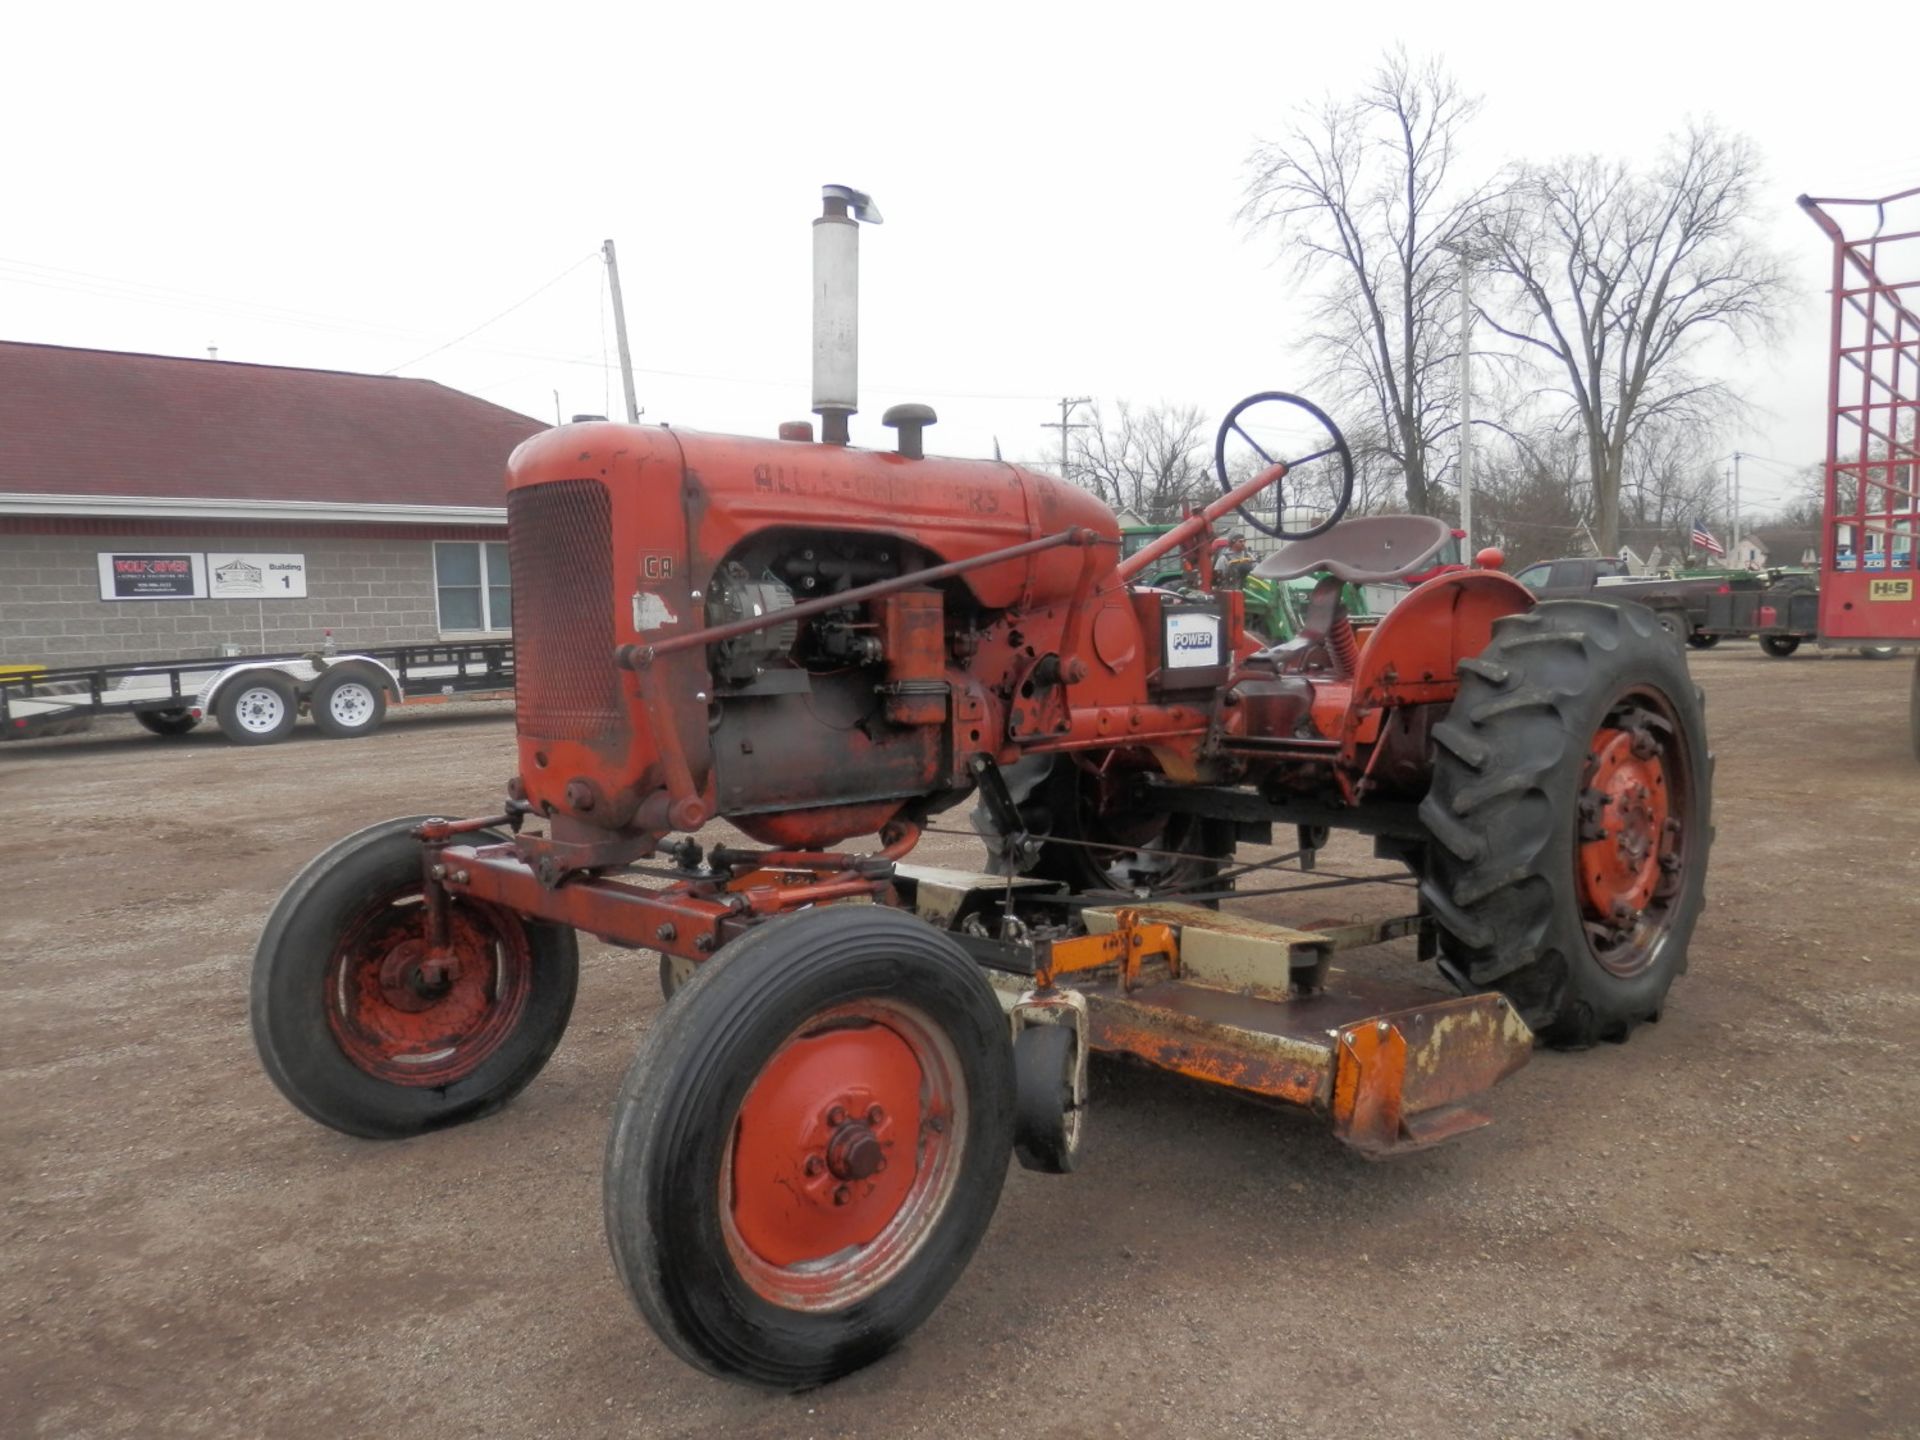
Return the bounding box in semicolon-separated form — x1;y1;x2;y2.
251;817;579;1138
605;906;1014;1389
1419;601;1712;1048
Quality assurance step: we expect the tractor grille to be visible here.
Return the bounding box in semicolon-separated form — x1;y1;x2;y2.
507;479;623;742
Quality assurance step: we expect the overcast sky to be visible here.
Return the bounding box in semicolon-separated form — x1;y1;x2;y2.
5;1;1914;519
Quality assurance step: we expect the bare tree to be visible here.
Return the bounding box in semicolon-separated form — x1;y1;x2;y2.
1240;48;1498;516
1068;401;1213;522
1479;122;1788;553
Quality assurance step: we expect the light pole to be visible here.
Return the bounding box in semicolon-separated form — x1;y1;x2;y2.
1439;236;1489;555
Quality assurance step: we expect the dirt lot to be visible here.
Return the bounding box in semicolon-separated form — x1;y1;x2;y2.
3;645;1917;1439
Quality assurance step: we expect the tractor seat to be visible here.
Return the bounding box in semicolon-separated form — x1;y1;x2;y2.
1252;514;1453;584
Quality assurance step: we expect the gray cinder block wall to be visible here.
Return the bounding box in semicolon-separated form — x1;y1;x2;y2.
0;532;499;668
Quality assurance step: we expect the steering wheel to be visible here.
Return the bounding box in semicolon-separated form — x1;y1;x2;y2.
1213;391;1355;541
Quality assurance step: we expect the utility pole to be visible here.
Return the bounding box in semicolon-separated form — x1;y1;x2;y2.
1042;396;1092;484
1455;248;1475;554
1731;450;1743;569
602;239;641;424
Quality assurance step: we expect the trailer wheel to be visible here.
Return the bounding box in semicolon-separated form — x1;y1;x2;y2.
1857;645;1899;660
1685;633;1720;650
135;708;200;737
605;906;1013;1389
252;816;578;1138
1760;635;1801;658
1419;600;1712;1048
311;666;388;739
216;672;299;745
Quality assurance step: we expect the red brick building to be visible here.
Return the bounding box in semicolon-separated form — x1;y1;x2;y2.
0;341;545;666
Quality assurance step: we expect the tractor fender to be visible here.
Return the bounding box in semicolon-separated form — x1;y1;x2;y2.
1349;569;1535;715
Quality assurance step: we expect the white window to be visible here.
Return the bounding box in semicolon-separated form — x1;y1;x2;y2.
434;541;512;633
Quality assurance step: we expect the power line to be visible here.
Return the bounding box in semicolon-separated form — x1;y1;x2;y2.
382;250;598;375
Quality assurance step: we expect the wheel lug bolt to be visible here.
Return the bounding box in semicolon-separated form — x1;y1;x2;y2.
833;1185;851;1206
826;1105;847;1127
804;1155;825;1177
866;1105;884;1126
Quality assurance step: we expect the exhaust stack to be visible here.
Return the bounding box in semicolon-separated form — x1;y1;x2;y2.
812;184;882;446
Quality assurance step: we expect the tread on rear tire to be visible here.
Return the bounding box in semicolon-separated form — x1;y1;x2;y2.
1418;600;1713;1048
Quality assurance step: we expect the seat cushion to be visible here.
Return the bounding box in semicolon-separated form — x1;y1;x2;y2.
1252;515;1454;583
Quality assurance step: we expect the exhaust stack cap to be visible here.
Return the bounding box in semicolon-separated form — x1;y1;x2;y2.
813;184;882;445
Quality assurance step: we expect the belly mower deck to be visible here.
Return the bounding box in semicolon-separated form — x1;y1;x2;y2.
892;870;1534;1159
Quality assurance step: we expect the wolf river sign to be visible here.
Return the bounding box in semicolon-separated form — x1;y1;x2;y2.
97;552;206;600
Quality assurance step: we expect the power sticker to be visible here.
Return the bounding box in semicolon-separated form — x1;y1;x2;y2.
1165;612;1222;668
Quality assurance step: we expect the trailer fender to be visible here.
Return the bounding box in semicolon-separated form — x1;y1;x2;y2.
194;660;322;718
318;654;405;703
194;655;404;719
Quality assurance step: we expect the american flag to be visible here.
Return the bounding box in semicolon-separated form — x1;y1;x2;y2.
1690;519;1724;557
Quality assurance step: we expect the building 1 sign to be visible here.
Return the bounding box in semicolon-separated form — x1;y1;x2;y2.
208;552;308;598
96;551;307;601
97;552;207;600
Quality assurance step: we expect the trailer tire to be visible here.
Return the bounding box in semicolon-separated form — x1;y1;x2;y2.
252;816;578;1139
135;708;200;737
1857;645;1899;660
1685;633;1720;650
1419;600;1712;1049
605;905;1013;1388
310;666;389;739
1760;635;1801;658
216;671;299;745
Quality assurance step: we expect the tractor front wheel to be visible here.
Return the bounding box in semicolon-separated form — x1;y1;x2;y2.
1419;600;1712;1048
604;906;1013;1388
251;817;579;1138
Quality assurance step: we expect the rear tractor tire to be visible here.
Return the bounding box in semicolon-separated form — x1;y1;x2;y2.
1419;600;1712;1049
251;816;579;1138
604;906;1014;1388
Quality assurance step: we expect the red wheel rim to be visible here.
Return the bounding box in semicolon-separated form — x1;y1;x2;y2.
324;889;533;1086
1575;693;1690;978
721;999;965;1313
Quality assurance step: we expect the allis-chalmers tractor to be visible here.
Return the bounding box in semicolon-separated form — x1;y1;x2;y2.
252;190;1711;1389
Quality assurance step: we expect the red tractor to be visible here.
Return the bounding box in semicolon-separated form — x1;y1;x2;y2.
251;192;1710;1388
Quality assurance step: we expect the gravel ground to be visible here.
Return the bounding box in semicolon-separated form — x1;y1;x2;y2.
3;646;1916;1438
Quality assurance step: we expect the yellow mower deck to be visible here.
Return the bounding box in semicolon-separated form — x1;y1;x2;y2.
897;873;1535;1159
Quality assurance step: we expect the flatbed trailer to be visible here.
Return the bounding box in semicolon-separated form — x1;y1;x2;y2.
0;639;513;745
